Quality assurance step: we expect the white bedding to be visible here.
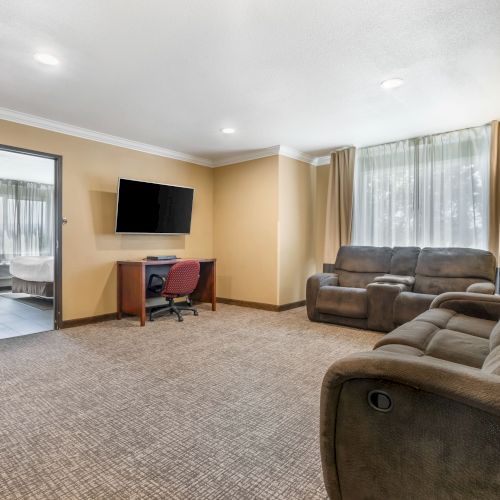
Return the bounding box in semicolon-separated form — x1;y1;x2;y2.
9;256;54;282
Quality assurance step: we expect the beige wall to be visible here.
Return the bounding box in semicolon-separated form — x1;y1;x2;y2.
314;164;330;271
278;156;316;304
0;119;214;321
213;156;279;304
1;117;328;314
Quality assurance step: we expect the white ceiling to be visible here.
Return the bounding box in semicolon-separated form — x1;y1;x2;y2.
1;0;500;164
0;150;54;184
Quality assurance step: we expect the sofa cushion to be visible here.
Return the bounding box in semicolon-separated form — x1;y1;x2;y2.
414;276;493;295
394;291;436;325
316;286;367;318
390;246;420;276
415;247;496;280
337;270;384;288
376;308;494;369
426;329;490;368
490;322;500;351
334;246;392;273
482;346;500;375
414;247;496;294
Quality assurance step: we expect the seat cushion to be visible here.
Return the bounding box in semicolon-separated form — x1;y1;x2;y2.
375;308;496;369
394;291;436;325
426;329;490;369
316;286;367;318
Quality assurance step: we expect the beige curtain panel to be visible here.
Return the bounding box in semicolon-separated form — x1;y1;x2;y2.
489;120;500;260
323;147;355;264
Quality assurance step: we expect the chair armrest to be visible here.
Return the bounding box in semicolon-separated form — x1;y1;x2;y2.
431;292;500;321
466;282;496;294
306;273;338;321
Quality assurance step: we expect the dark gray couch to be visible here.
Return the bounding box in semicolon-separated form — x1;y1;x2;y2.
320;292;500;499
307;246;496;332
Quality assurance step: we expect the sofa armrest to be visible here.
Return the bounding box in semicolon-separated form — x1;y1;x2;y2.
466;282;496;294
320;351;500;499
306;273;338;321
366;282;406;332
430;292;500;321
373;274;415;287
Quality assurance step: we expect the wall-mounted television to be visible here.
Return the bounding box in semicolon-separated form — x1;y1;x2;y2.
115;178;194;234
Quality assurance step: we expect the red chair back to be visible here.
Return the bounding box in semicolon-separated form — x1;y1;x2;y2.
162;260;200;297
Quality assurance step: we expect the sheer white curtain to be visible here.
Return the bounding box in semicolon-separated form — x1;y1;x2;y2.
352;125;491;249
0;179;54;262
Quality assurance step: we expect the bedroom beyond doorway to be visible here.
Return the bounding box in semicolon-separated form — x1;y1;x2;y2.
0;148;59;338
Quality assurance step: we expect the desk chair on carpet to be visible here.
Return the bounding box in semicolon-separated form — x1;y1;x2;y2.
147;260;200;322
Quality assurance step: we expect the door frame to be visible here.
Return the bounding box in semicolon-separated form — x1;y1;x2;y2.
0;144;63;330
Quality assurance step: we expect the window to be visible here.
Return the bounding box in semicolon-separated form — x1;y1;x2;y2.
351;124;491;249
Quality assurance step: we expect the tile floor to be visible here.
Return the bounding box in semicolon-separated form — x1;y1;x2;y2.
0;293;53;339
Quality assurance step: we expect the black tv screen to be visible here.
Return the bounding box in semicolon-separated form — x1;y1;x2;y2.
115;178;194;234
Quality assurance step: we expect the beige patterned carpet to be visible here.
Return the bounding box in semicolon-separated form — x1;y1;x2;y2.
0;304;380;499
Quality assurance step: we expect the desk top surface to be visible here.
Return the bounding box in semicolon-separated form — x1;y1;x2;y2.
118;258;216;266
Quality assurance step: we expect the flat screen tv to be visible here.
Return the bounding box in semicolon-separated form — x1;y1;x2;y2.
115;178;194;234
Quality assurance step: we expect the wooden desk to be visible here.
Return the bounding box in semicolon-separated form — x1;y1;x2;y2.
117;258;216;326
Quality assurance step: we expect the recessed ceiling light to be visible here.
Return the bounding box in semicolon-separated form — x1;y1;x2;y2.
33;53;59;66
380;78;404;89
220;128;235;134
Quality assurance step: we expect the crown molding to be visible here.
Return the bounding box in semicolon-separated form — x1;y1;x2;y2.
212;145;315;167
212;146;281;167
0;107;214;167
311;155;330;166
278;145;315;164
0;106;331;168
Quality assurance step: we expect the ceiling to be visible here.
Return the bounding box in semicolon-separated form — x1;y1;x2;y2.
1;0;500;165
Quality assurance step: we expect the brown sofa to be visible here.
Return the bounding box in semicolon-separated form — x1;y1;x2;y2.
320;292;500;499
307;246;496;332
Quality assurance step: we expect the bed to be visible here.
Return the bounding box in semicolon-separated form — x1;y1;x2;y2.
9;256;54;298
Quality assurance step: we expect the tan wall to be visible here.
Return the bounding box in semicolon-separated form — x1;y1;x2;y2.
0;119;214;321
277;156;316;304
213;156;279;305
314;164;330;271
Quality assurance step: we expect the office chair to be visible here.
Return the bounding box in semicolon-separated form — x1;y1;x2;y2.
147;260;200;322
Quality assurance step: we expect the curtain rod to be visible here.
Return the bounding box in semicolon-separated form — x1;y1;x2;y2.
356;121;492;151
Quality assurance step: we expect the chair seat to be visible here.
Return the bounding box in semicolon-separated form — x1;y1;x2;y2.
316;286;367;318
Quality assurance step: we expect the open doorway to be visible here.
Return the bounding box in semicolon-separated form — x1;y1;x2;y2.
0;145;62;339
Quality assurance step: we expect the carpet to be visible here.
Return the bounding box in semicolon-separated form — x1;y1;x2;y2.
0;292;53;311
0;304;380;499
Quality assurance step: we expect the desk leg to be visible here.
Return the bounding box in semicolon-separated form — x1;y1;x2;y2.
212;261;217;311
117;264;123;320
119;264;147;326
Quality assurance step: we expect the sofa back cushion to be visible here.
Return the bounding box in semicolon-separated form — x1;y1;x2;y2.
414;247;496;295
335;246;392;287
390;247;420;276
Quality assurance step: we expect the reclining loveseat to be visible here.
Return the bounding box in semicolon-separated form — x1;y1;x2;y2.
320;291;500;499
307;246;496;332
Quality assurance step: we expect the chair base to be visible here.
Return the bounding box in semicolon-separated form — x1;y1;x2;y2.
149;298;198;322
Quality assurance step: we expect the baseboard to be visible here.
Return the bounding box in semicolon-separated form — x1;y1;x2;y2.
61;313;117;329
217;297;305;312
277;300;306;311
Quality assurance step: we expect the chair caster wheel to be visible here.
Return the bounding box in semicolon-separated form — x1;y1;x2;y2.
178;318;184;322
194;311;199;316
